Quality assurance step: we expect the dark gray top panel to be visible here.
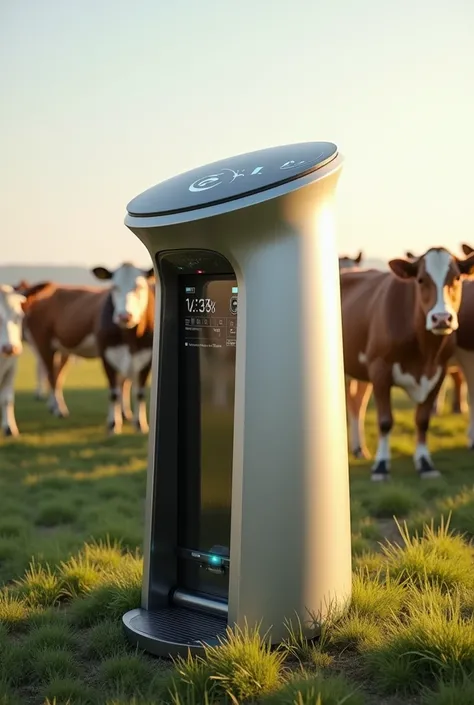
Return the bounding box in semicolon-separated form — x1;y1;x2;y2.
127;142;338;217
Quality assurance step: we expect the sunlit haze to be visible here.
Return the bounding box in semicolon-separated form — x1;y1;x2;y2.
2;0;473;268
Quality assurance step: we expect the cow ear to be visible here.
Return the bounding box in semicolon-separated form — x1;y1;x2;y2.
92;266;112;280
20;282;52;298
461;243;474;257
19;282;52;311
457;252;474;276
355;250;363;265
389;258;418;280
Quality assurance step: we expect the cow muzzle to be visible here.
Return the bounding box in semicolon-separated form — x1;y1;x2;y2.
1;343;21;357
116;312;135;329
430;312;456;335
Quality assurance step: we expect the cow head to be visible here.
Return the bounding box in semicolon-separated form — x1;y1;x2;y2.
92;263;154;329
389;247;474;335
0;285;27;356
13;279;31;292
339;251;363;271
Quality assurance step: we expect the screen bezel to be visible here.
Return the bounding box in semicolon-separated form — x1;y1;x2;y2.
146;249;236;609
176;272;237;600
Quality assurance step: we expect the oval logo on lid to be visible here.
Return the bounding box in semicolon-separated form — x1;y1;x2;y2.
127;142;338;218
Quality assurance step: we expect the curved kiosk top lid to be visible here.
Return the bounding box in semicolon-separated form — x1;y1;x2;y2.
126;142;339;224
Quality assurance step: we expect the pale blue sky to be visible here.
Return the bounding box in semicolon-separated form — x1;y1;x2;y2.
1;0;473;268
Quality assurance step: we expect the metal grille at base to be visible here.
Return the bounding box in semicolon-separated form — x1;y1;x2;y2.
129;607;228;646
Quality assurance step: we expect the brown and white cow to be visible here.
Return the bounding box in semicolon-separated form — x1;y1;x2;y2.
341;246;474;480
0;283;50;435
338;251;363;271
405;251;468;415
91;263;155;434
452;243;474;449
21;279;134;425
13;279;49;400
339;251;373;459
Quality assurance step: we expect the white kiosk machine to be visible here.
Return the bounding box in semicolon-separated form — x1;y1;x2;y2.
122;142;352;658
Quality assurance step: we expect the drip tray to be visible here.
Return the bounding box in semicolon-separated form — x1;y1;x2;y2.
122;606;228;658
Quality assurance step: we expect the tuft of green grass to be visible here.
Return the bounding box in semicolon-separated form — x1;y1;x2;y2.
168;623;286;703
0;680;21;705
381;516;474;593
351;567;405;619
83;620;130;660
350;534;371;556
14;559;63;608
0;642;32;687
68;587;115;628
58;555;102;598
423;676;474;704
35;501;78;527
0;590;30;631
262;672;364;704
331;612;384;651
440;487;474;537
165;655;220;705
68;563;142;629
96;654;155;698
367;483;422;518
28;607;69;630
357;517;381;541
0;623;7;650
32;648;80;684
105;699;171;705
365;590;474;693
85;519;144;550
310;650;334;670
0;537;18;564
204;622;286;701
81;539;126;571
42;677;97;704
104;559;142;619
352;551;384;574
104;700;169;705
24;622;77;652
0;516;29;538
280;612;333;668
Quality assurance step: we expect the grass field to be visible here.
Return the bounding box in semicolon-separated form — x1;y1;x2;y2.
1;351;474;705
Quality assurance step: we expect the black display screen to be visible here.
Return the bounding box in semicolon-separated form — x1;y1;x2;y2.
177;274;237;598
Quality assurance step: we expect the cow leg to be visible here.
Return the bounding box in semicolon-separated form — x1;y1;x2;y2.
431;378;446;416
34;354;48;401
450;368;468;415
454;349;474;448
346;378;372;459
24;336;48;401
121;377;133;422
369;362;392;481
0;360;20;437
34;346;70;418
100;358;123;435
46;352;71;418
414;397;441;478
132;362;151;433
